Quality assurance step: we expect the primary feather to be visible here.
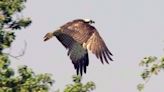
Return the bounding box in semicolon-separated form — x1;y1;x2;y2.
44;19;113;75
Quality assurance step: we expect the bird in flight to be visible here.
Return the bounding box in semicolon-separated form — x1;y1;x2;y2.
44;19;113;75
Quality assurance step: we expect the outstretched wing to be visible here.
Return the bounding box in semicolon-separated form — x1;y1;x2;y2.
55;31;89;75
60;20;113;64
85;31;113;64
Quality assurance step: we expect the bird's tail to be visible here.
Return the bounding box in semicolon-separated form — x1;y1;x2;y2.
72;52;89;76
68;43;89;76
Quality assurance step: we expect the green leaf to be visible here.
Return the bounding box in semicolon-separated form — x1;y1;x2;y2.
141;69;150;80
137;83;144;91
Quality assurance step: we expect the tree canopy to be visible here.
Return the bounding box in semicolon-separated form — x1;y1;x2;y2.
137;56;164;91
63;75;95;92
0;0;54;92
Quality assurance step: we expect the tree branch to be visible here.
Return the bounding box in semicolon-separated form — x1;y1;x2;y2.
4;40;27;60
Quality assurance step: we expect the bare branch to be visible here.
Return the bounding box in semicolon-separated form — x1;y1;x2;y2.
4;40;27;60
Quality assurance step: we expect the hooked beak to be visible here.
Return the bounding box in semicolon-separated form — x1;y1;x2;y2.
91;20;95;24
43;32;53;41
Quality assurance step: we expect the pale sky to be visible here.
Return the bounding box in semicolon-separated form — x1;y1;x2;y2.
9;0;164;92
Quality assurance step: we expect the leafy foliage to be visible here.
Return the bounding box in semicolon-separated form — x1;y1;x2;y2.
0;0;31;30
0;60;54;92
137;56;164;91
0;0;54;92
57;75;96;92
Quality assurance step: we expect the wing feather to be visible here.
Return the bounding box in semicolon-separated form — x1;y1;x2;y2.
102;51;109;64
85;31;113;63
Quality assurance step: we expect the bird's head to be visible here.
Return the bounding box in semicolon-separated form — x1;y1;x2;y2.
43;32;54;41
83;19;95;24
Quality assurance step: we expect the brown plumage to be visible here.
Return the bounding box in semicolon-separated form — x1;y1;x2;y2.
44;19;113;75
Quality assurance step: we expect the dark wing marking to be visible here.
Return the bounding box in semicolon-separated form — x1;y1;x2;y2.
85;31;113;64
55;32;74;49
55;32;89;75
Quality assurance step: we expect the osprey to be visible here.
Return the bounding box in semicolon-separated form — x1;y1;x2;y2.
44;19;113;75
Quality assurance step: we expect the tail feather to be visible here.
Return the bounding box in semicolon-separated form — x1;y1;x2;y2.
72;51;89;76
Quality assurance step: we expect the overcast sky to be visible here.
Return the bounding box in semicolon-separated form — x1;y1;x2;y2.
10;0;164;92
